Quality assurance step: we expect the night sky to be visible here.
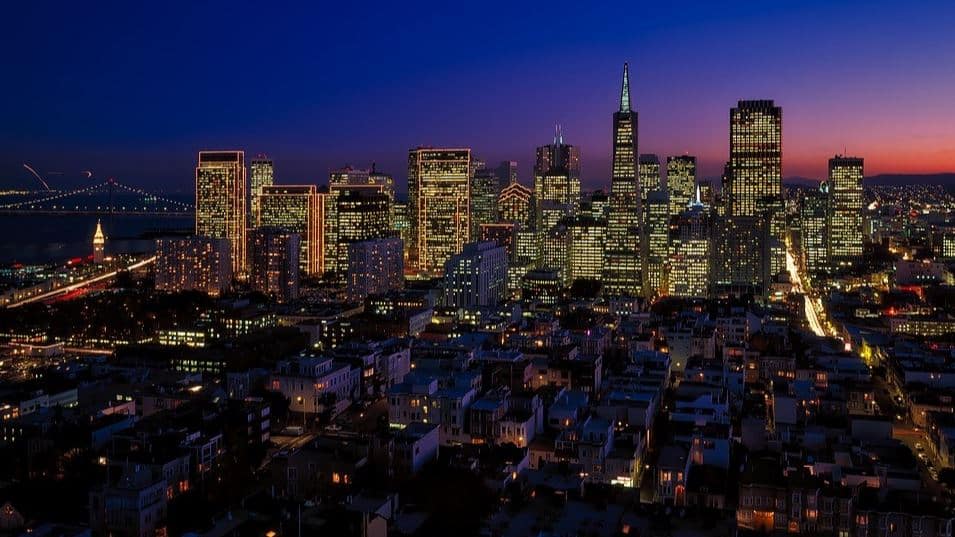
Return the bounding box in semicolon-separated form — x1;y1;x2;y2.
2;1;953;192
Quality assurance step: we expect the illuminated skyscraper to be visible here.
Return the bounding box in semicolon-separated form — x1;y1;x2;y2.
248;227;300;303
196;151;246;275
443;241;507;307
603;62;642;296
568;216;606;282
471;166;500;237
155;236;232;296
249;155;274;223
666;155;696;217
827;156;864;269
334;190;392;277
496;160;519;185
346;237;404;301
535;125;580;181
498;180;534;227
644;190;670;297
668;191;712;298
534;168;580;223
258;185;325;275
800;185;829;282
541;225;571;286
408;148;471;275
639;154;662;206
722;100;783;295
92;219;105;264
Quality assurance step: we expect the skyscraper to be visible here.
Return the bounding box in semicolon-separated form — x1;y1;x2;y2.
535;125;580;181
827;156;864;269
668;191;712;298
534;169;580;225
335;189;392;277
196;151;247;276
644;190;670;297
603;63;642;296
568;216;606;282
442;241;508;308
666;155;696;216
722;100;783;295
258;185;325;276
471;166;500;237
639;154;662;205
249;155;274;224
155;236;232;296
346;237;404;301
498;181;534;227
496;161;519;186
408;148;471;275
800;185;829;283
248;227;300;303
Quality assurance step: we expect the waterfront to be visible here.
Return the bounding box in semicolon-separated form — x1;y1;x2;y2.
0;213;192;265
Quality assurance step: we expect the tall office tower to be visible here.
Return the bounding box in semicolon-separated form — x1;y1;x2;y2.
480;223;516;260
712;216;766;297
408;148;471;274
535;125;581;181
534;169;580;219
539;200;571;232
393;200;411;254
325;174;392;275
196;151;247;276
471;166;500;237
513;228;541;267
666;155;697;216
469;157;486;181
541;225;571;286
668;192;712;298
644;190;670;297
639;154;662;205
568;216;606;282
248;227;300;303
258;185;324;276
346;237;404;301
584;190;610;220
827;156;864;269
334;190;391;278
499;181;534;227
92;219;106;264
723;100;783;295
603;62;642;296
800;185;829;283
249;155;274;224
497;161;519;185
442;241;508;308
155;236;232;296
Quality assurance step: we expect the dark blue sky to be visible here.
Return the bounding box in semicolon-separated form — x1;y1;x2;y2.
2;1;953;193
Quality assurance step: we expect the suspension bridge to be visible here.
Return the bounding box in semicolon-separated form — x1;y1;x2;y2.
0;178;194;216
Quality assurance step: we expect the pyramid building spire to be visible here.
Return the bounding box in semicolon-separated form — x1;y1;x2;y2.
620;62;631;113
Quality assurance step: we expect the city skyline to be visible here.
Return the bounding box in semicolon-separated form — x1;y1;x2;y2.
2;1;954;192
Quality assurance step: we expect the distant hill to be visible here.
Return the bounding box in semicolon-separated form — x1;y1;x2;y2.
864;173;955;186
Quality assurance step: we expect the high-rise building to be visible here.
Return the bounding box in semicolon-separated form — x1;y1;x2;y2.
92;219;105;264
324;176;392;275
644;190;670;297
603;63;642;296
827;156;864;269
499;181;534;227
196;151;246;276
668;192;712;298
513;228;541;267
639;154;662;206
248;227;300;303
346;237;404;301
471;166;500;237
534;169;580;223
480;223;516;261
408;148;471;275
666;155;696;216
258;185;325;276
568;216;606;282
535;125;580;181
541;225;571;286
496;161;519;186
393;200;412;258
723;100;783;295
155;236;232;296
442;241;507;308
250;155;274;223
800;185;829;283
333;190;392;278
